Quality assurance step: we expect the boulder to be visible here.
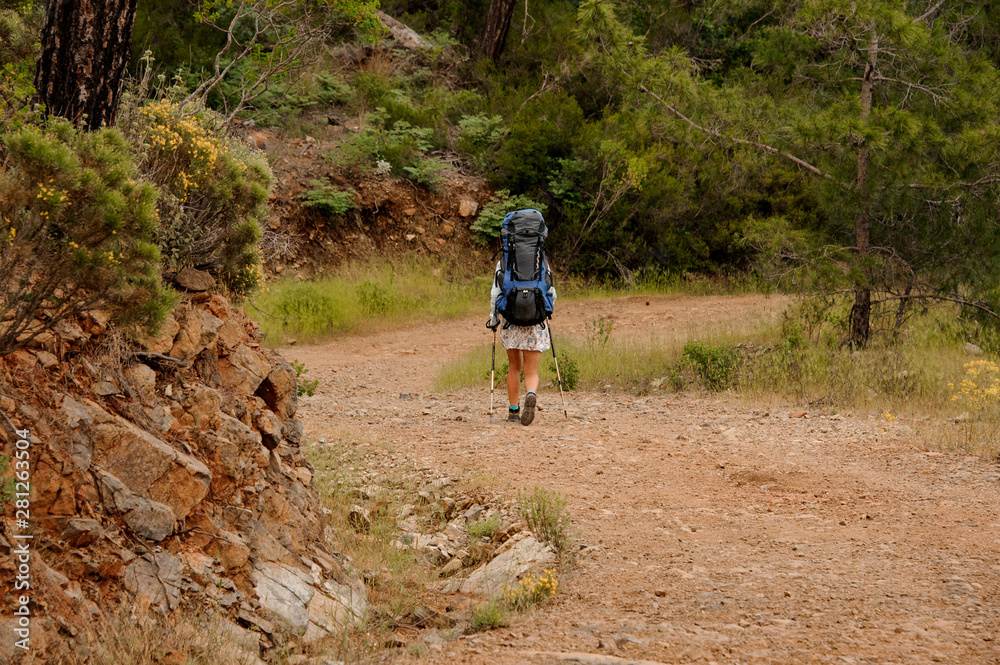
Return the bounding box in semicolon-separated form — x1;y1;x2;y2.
219;344;270;394
89;415;212;520
255;362;298;420
459;534;557;595
175;267;216;292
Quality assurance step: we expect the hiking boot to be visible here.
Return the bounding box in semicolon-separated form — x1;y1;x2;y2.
520;392;536;426
506;411;521;423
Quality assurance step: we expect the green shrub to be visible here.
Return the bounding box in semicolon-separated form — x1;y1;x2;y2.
290;360;318;397
402;156;449;188
328;108;436;181
470;189;547;243
683;341;739;391
470;597;509;632
299;180;356;221
355;280;395;316
517;486;571;553
547;351;579;390
0;119;174;354
0;455;15;504
467;513;501;540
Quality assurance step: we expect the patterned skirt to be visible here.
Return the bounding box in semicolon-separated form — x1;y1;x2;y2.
499;322;550;352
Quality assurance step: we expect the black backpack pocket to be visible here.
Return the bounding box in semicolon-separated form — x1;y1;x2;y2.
502;287;546;326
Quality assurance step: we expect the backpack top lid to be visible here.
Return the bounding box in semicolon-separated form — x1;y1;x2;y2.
502;209;547;241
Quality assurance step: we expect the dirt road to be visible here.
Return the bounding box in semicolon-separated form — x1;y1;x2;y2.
290;295;1000;665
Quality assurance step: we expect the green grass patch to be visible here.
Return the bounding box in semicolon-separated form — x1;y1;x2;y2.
253;258;489;345
467;513;502;540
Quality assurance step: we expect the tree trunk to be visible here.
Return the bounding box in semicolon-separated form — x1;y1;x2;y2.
478;0;517;61
849;30;878;348
34;0;139;131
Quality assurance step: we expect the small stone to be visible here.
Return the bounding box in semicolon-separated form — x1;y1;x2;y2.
415;226;426;235
458;199;479;217
94;381;119;396
61;519;104;548
125;364;157;397
35;351;58;369
175;267;216;292
348;505;372;533
404;234;417;241
403;207;417;217
654;589;668;597
440;222;455;238
789;411;807;418
964;342;984;355
440;558;463;575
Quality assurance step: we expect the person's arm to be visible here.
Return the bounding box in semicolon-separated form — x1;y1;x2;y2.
488;261;502;327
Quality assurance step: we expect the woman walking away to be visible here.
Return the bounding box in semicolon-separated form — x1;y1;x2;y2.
487;209;557;426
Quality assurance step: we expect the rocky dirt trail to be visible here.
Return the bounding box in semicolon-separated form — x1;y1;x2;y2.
289;295;1000;665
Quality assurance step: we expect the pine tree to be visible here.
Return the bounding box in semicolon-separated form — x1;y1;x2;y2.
34;0;139;130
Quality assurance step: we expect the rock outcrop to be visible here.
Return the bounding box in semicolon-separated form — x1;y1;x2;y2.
0;293;367;663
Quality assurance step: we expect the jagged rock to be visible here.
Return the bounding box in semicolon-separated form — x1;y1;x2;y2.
171;309;224;362
89;414;212;520
253;561;315;631
217;319;245;349
124;363;156;397
60;518;103;548
256;361;298;420
183;385;223;428
216;530;251;571
459;534;557;595
97;472;176;541
124;551;184;612
195;346;223;387
283;418;304;445
459;198;479;217
142;316;180;354
206;413;262;488
304;581;367;642
220;344;271;394
176;267;216;292
145;405;175;433
256;409;284;450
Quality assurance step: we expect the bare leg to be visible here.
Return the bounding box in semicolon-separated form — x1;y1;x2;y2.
522;350;542;393
506;348;522;407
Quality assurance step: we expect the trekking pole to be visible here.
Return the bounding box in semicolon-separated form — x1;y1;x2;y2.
547;322;569;419
489;327;497;421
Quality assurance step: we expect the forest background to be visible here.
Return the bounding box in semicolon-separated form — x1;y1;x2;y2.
3;0;1000;352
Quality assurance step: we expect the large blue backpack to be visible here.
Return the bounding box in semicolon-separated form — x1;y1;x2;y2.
495;209;554;327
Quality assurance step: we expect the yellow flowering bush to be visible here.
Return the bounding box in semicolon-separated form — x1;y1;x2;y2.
129;99;273;296
948;360;1000;410
948;360;1000;452
0;119;174;353
501;570;559;611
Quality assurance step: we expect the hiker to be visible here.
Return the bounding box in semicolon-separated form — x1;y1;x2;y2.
487;209;557;426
